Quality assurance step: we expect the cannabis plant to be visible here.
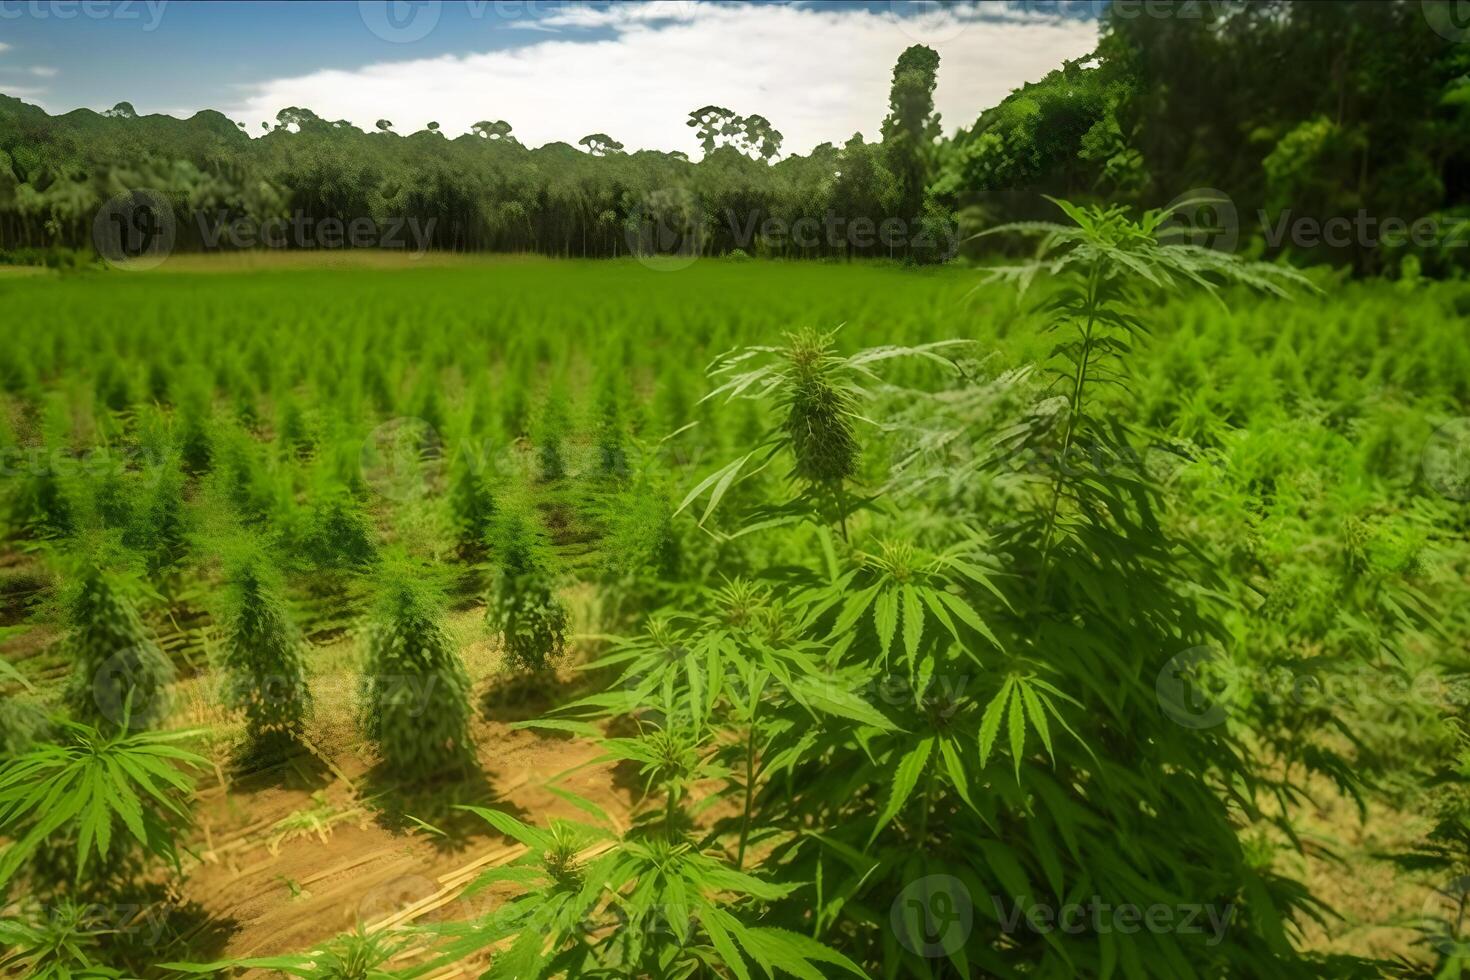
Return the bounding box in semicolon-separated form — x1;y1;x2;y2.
686;328;968;536
536;396;568;483
219;550;312;754
420;790;863;979
62;561;175;733
301;491;378;571
123;454;190;584
448;455;497;560
0;656;50;756
0;719;203;894
594;378;630;481
359;569;473;777
486;509;569;672
599;198;1326;978
0;899;125;979
11;465;75;539
165;924;413;979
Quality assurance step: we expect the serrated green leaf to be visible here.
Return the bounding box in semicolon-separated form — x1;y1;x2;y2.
869;736;933;845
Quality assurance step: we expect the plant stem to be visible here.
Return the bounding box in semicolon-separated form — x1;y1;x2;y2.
1035;265;1101;603
737;718;758;870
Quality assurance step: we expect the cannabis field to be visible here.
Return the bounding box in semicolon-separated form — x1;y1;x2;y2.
0;216;1467;979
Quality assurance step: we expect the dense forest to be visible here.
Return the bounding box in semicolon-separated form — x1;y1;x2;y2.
2;0;1468;271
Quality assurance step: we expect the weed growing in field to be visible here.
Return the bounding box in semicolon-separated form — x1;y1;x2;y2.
359;566;473;778
61;559;174;733
217;548;312;758
487;509;569;672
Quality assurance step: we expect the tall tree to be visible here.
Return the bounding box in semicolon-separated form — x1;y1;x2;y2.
881;45;942;256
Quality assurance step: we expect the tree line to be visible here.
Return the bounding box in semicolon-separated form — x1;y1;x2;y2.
1;1;1466;273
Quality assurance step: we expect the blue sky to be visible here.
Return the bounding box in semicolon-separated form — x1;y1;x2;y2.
0;1;1102;153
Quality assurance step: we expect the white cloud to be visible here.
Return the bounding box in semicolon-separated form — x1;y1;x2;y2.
206;2;1096;154
29;66;58;78
0;42;11;54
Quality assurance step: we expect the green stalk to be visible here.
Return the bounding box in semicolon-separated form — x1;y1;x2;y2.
736;739;756;868
737;712;759;869
1035;264;1101;603
833;481;850;542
